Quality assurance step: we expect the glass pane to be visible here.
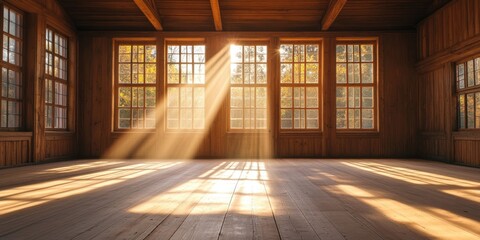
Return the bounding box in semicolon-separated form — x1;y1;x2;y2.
145;64;156;83
145;87;156;107
336;45;346;62
281;109;292;129
280;64;292;83
45;105;53;128
306;109;318;129
167;64;179;84
119;64;131;84
194;64;205;84
280;44;293;62
467;93;475;128
457;64;465;89
336;109;347;129
362;87;374;108
362;109;374;129
194;45;205;62
467;60;475;87
194;87;205;108
1;68;6;97
1;100;6;128
281;87;292;108
306;63;318;83
256;46;267;63
476;58;480;85
361;63;373;83
306;87;318;108
306;45;318;62
256;64;267;84
294;45;305;62
244;46;255;63
293;63;305;83
348;87;360;108
118;109;131;129
336;87;347;108
458;94;465;129
145;45;156;62
244;64;255;84
231;63;243;84
348;63;360;83
256;109;267;129
361;45;373;62
256;87;267;108
181;64;193;84
230;87;243;108
294;109;305;129
336;63;346;83
167;45;180;62
118;88;131;107
348;109;361;129
180;87;193;108
294;87;305;108
353;45;360;62
230;109;243;129
230;45;243;63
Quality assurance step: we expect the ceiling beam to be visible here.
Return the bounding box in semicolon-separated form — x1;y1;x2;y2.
210;0;223;31
133;0;163;31
321;0;347;31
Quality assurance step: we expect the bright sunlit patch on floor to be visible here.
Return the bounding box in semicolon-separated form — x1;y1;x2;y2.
343;162;480;187
129;161;271;217
39;161;121;174
333;184;480;239
0;162;180;215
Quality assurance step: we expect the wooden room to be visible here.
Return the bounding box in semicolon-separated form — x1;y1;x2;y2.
0;0;479;239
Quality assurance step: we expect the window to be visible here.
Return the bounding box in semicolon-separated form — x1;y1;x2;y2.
229;44;268;130
115;43;157;130
45;28;68;129
456;56;480;129
335;42;376;130
166;43;205;130
1;5;23;129
279;43;320;130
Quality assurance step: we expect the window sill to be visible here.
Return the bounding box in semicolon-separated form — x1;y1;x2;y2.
336;131;380;138
452;130;480;140
227;130;271;134
279;131;323;136
0;131;33;137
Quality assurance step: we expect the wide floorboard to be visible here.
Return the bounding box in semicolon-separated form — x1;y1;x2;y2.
0;159;479;239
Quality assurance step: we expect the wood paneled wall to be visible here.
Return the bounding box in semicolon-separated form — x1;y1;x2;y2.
417;0;480;167
0;0;77;167
78;31;417;159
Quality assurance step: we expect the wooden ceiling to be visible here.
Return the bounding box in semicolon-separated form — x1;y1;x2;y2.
57;0;451;32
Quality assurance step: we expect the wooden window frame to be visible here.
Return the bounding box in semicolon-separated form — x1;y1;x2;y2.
164;40;206;132
45;27;69;130
228;41;270;133
335;40;378;132
0;3;24;131
456;54;480;130
113;41;157;132
278;40;322;133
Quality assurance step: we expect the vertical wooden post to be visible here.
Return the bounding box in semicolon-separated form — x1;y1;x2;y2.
33;14;46;162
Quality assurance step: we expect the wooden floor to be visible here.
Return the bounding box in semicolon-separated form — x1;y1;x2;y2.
0;159;479;240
